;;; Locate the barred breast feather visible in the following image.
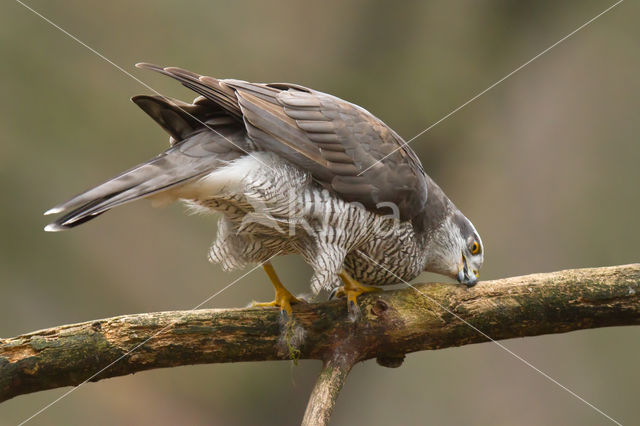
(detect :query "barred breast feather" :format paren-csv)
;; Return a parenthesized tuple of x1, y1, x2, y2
(186, 152, 429, 293)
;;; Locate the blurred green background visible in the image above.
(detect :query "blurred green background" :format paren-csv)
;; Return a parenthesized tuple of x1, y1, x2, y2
(2, 0, 639, 424)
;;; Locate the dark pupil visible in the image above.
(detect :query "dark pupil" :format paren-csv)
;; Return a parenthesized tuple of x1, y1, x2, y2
(472, 243, 478, 252)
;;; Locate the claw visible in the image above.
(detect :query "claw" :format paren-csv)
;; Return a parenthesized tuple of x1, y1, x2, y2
(348, 299, 361, 322)
(280, 309, 289, 322)
(253, 293, 303, 317)
(328, 287, 344, 300)
(337, 270, 381, 319)
(254, 261, 304, 319)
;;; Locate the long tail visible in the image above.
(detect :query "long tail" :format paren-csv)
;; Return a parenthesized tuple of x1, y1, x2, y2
(44, 95, 245, 231)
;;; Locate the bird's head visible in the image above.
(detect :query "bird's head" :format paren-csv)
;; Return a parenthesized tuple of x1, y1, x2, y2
(424, 210, 484, 287)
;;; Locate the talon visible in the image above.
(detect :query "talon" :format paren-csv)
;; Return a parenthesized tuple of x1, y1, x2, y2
(347, 293, 358, 308)
(348, 299, 361, 322)
(329, 287, 345, 300)
(280, 309, 289, 322)
(254, 261, 301, 318)
(338, 270, 381, 319)
(280, 298, 294, 318)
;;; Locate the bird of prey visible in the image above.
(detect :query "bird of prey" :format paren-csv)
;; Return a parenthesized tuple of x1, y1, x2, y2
(45, 63, 484, 318)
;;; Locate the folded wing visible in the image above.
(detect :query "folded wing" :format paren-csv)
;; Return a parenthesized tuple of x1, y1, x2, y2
(139, 64, 429, 222)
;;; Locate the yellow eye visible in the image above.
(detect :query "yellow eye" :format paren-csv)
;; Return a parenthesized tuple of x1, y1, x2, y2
(470, 241, 480, 255)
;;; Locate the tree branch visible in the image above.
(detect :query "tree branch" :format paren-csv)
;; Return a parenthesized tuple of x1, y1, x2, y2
(302, 356, 354, 426)
(2, 264, 639, 421)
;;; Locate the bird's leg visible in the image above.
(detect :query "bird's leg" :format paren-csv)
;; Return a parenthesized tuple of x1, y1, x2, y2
(332, 270, 381, 319)
(252, 261, 305, 318)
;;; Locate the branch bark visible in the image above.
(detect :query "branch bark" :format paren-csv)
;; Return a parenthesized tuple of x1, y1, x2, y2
(2, 264, 639, 422)
(301, 356, 354, 426)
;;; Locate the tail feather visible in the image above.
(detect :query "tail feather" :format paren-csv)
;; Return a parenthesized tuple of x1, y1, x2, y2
(45, 198, 111, 232)
(45, 136, 247, 231)
(44, 149, 212, 231)
(47, 151, 179, 214)
(45, 71, 249, 232)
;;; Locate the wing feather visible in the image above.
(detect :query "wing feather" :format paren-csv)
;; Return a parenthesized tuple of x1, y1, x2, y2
(139, 64, 429, 221)
(228, 82, 428, 220)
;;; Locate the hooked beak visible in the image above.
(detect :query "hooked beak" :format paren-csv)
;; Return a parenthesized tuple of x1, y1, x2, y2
(457, 255, 478, 287)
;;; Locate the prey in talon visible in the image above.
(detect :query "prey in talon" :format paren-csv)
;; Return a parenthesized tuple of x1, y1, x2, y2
(44, 63, 484, 319)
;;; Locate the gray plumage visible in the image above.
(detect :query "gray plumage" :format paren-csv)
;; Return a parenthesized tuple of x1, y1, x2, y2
(45, 63, 484, 293)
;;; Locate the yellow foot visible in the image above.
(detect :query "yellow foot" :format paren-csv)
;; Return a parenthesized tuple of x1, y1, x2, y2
(252, 289, 305, 318)
(331, 271, 382, 320)
(254, 261, 306, 320)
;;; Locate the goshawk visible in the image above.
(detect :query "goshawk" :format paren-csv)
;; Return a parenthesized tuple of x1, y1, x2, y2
(45, 63, 484, 317)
